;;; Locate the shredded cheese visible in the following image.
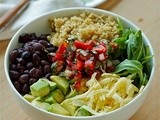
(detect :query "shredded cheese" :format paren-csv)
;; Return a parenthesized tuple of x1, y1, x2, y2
(70, 73, 139, 114)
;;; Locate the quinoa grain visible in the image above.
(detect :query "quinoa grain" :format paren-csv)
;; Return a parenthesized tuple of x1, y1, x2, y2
(49, 12, 119, 46)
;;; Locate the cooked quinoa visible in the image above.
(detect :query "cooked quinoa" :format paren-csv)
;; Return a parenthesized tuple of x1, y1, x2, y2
(49, 12, 120, 46)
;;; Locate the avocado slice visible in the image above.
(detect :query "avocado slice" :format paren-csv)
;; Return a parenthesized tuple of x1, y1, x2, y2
(74, 106, 92, 116)
(52, 89, 64, 103)
(65, 89, 78, 99)
(48, 103, 70, 116)
(40, 78, 57, 90)
(30, 79, 50, 97)
(50, 76, 69, 95)
(23, 94, 35, 102)
(43, 92, 56, 104)
(60, 99, 78, 116)
(31, 97, 50, 110)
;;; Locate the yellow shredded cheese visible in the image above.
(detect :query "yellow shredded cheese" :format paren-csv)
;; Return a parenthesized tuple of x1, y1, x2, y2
(71, 73, 139, 114)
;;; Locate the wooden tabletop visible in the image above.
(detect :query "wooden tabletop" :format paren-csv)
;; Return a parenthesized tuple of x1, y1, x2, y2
(0, 0, 159, 120)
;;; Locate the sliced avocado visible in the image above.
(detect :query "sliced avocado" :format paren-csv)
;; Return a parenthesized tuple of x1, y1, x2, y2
(30, 79, 50, 97)
(40, 78, 57, 90)
(48, 103, 70, 116)
(60, 99, 78, 116)
(52, 89, 64, 103)
(31, 97, 50, 110)
(43, 92, 56, 104)
(50, 76, 69, 95)
(65, 89, 78, 99)
(23, 94, 35, 102)
(74, 106, 92, 116)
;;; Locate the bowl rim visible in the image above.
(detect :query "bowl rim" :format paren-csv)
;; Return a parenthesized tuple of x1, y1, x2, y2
(4, 7, 155, 119)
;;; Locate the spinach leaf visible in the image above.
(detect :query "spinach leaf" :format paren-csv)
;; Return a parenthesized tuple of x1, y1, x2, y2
(140, 73, 148, 87)
(141, 45, 153, 64)
(117, 17, 124, 32)
(114, 17, 153, 88)
(126, 30, 144, 61)
(114, 59, 143, 86)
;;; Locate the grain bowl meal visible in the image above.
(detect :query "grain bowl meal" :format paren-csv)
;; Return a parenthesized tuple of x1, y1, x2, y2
(5, 8, 154, 120)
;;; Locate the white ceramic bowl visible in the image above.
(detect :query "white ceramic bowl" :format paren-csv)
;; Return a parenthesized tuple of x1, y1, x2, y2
(4, 7, 155, 120)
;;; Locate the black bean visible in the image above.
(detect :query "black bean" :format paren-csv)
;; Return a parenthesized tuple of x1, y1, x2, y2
(47, 44, 58, 51)
(17, 48, 24, 57)
(47, 43, 53, 47)
(17, 63, 25, 73)
(45, 73, 51, 80)
(46, 47, 55, 52)
(19, 33, 31, 43)
(41, 60, 49, 66)
(35, 51, 41, 56)
(23, 42, 31, 48)
(37, 66, 42, 77)
(10, 49, 19, 63)
(38, 34, 48, 40)
(22, 84, 30, 94)
(26, 62, 34, 69)
(30, 33, 37, 40)
(32, 40, 39, 43)
(33, 43, 44, 51)
(9, 70, 20, 81)
(24, 70, 29, 74)
(10, 64, 18, 70)
(13, 81, 21, 93)
(29, 67, 40, 78)
(32, 53, 40, 66)
(18, 74, 30, 84)
(39, 40, 48, 47)
(43, 65, 51, 74)
(21, 51, 31, 60)
(17, 58, 25, 65)
(24, 45, 35, 53)
(9, 33, 58, 94)
(29, 78, 37, 85)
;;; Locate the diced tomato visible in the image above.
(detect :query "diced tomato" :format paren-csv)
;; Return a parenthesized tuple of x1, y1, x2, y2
(76, 60, 84, 71)
(74, 71, 82, 81)
(66, 60, 72, 67)
(76, 52, 92, 61)
(55, 60, 65, 73)
(55, 42, 68, 60)
(86, 70, 94, 76)
(84, 60, 95, 70)
(66, 50, 75, 61)
(73, 78, 88, 92)
(74, 40, 93, 50)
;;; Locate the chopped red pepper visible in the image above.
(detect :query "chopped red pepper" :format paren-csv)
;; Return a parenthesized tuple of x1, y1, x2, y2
(84, 60, 95, 70)
(55, 60, 65, 73)
(74, 40, 93, 50)
(76, 60, 84, 71)
(66, 59, 72, 67)
(54, 42, 68, 60)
